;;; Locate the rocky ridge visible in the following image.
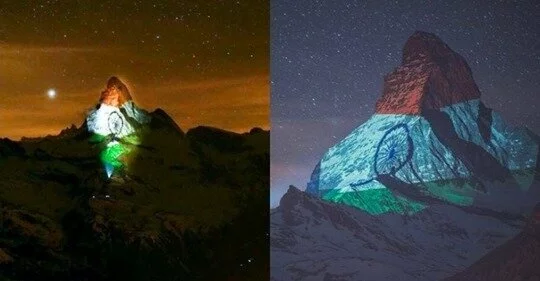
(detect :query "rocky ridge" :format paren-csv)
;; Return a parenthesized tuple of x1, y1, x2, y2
(376, 31, 481, 115)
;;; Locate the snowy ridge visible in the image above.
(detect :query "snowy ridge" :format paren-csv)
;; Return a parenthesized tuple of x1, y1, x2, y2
(271, 186, 523, 281)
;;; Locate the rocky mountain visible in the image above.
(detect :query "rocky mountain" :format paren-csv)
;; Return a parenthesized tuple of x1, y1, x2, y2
(87, 77, 151, 140)
(306, 31, 539, 216)
(446, 204, 540, 281)
(272, 183, 539, 281)
(272, 32, 540, 280)
(0, 77, 269, 281)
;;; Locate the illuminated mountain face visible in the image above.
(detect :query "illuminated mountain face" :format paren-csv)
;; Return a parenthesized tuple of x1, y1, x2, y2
(306, 32, 540, 215)
(86, 77, 151, 178)
(87, 101, 150, 137)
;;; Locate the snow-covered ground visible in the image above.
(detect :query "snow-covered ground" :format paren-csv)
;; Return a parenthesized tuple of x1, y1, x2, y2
(271, 186, 536, 281)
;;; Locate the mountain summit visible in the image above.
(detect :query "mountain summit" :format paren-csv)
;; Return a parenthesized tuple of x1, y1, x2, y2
(99, 76, 133, 107)
(376, 31, 481, 114)
(87, 77, 150, 138)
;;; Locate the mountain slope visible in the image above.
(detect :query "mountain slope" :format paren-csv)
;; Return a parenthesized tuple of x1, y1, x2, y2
(446, 204, 540, 281)
(271, 186, 531, 281)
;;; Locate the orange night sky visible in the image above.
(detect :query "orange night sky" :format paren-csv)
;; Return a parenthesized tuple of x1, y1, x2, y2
(0, 1, 268, 140)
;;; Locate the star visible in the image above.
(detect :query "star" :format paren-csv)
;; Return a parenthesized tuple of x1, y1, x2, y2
(47, 89, 56, 99)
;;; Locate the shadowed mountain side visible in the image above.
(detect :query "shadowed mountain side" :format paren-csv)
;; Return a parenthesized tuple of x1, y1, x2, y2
(445, 204, 540, 281)
(477, 102, 493, 143)
(149, 108, 185, 137)
(525, 129, 540, 182)
(0, 139, 26, 157)
(377, 175, 526, 226)
(0, 111, 269, 281)
(423, 108, 512, 183)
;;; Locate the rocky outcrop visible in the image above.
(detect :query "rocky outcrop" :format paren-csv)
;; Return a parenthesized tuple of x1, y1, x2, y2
(149, 108, 185, 137)
(375, 31, 481, 115)
(271, 185, 525, 281)
(86, 76, 151, 138)
(446, 204, 540, 281)
(0, 248, 13, 264)
(99, 76, 133, 107)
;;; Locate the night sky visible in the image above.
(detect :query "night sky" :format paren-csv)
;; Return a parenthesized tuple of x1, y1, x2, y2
(0, 0, 268, 140)
(271, 0, 540, 207)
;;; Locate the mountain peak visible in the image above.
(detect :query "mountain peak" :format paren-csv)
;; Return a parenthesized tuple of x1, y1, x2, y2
(99, 76, 133, 107)
(376, 31, 481, 115)
(149, 108, 184, 136)
(402, 31, 454, 64)
(86, 77, 150, 137)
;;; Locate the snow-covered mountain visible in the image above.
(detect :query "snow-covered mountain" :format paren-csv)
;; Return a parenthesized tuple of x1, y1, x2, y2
(445, 204, 540, 281)
(272, 186, 537, 280)
(271, 31, 540, 280)
(306, 31, 539, 216)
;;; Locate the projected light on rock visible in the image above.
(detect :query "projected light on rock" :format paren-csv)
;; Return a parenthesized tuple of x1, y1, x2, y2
(308, 32, 539, 216)
(107, 111, 124, 138)
(87, 105, 134, 138)
(101, 141, 128, 167)
(86, 77, 151, 179)
(374, 124, 413, 176)
(348, 124, 413, 188)
(105, 163, 114, 178)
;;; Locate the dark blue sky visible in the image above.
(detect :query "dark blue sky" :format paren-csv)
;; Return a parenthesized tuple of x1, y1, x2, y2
(270, 0, 540, 207)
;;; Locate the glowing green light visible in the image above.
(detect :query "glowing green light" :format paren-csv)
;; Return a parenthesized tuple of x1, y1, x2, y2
(122, 134, 141, 145)
(89, 133, 107, 143)
(100, 141, 129, 169)
(421, 180, 476, 206)
(323, 188, 426, 215)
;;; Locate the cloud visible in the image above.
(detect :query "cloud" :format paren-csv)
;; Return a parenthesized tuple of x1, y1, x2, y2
(132, 74, 269, 132)
(0, 44, 115, 55)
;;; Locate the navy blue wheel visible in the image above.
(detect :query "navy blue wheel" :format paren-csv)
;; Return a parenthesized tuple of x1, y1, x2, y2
(374, 124, 413, 176)
(108, 111, 124, 137)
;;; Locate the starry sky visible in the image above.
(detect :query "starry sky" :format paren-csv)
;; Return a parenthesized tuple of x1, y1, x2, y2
(271, 0, 540, 207)
(0, 0, 268, 140)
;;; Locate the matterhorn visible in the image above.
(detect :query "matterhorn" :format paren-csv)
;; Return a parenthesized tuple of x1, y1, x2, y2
(86, 76, 150, 139)
(307, 31, 539, 215)
(271, 31, 540, 281)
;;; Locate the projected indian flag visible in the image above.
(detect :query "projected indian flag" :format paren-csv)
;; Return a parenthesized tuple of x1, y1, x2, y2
(86, 77, 150, 178)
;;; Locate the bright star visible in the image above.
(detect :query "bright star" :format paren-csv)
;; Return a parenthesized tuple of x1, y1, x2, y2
(47, 89, 56, 99)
